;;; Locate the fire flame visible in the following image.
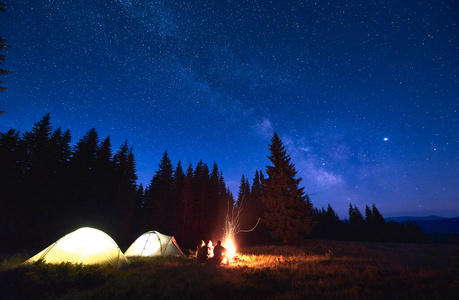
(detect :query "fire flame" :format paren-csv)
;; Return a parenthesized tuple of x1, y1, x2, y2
(223, 235, 236, 258)
(208, 240, 214, 258)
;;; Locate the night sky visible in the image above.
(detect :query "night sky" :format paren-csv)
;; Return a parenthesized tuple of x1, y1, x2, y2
(1, 0, 457, 218)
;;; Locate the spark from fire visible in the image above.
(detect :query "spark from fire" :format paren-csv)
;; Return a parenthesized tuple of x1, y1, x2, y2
(222, 197, 260, 261)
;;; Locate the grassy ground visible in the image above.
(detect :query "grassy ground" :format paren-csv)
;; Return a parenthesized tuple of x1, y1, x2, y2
(1, 240, 458, 299)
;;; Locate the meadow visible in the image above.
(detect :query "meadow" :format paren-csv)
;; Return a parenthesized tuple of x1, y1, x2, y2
(1, 240, 458, 300)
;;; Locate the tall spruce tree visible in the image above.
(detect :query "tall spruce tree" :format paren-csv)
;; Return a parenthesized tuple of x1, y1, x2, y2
(46, 127, 72, 235)
(370, 204, 386, 241)
(209, 162, 226, 239)
(348, 204, 365, 240)
(241, 170, 270, 246)
(236, 175, 250, 208)
(261, 133, 313, 243)
(177, 162, 196, 247)
(324, 204, 341, 239)
(21, 114, 55, 245)
(236, 174, 251, 235)
(68, 128, 100, 227)
(112, 141, 138, 243)
(0, 129, 22, 248)
(145, 151, 174, 234)
(93, 136, 114, 228)
(172, 161, 185, 234)
(193, 160, 212, 239)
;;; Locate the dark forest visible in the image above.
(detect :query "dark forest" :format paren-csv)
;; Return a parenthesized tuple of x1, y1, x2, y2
(0, 114, 425, 251)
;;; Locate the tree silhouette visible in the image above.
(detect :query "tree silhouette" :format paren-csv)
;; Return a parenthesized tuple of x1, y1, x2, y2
(0, 129, 22, 248)
(262, 133, 313, 243)
(172, 161, 185, 235)
(176, 162, 196, 247)
(348, 204, 365, 240)
(235, 174, 251, 243)
(209, 162, 228, 239)
(111, 140, 138, 244)
(68, 128, 100, 229)
(21, 114, 56, 245)
(144, 151, 174, 234)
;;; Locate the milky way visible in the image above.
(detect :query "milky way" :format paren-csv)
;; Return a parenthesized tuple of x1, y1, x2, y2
(1, 0, 457, 217)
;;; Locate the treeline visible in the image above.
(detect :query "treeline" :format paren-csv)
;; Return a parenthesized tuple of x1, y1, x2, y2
(310, 204, 427, 243)
(0, 114, 233, 250)
(1, 115, 427, 251)
(234, 180, 426, 245)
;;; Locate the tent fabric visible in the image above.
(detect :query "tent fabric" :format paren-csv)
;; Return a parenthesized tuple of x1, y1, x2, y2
(26, 227, 129, 268)
(125, 231, 184, 257)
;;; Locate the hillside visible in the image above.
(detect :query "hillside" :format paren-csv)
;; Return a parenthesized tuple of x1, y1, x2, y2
(385, 215, 447, 222)
(386, 216, 459, 234)
(1, 240, 458, 299)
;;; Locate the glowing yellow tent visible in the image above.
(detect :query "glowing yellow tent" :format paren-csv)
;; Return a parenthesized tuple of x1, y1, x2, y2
(125, 231, 184, 257)
(26, 227, 129, 268)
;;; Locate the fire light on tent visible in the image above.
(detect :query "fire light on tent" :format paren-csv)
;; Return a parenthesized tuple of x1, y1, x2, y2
(125, 231, 184, 257)
(26, 227, 129, 268)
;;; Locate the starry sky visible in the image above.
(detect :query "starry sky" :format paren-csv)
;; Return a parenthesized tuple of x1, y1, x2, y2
(1, 0, 458, 218)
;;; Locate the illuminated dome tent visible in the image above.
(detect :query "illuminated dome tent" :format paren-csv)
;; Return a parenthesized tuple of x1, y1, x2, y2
(26, 227, 129, 268)
(125, 231, 184, 257)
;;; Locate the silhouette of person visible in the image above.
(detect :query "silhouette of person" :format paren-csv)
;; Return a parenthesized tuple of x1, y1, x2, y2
(212, 240, 228, 265)
(196, 240, 205, 259)
(197, 241, 209, 263)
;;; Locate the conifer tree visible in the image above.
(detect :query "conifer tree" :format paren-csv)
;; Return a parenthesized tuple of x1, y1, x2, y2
(93, 136, 114, 223)
(365, 205, 373, 225)
(364, 205, 374, 240)
(371, 204, 385, 225)
(0, 129, 22, 248)
(112, 140, 138, 243)
(371, 204, 386, 241)
(172, 161, 185, 234)
(236, 174, 251, 234)
(194, 160, 211, 239)
(324, 204, 340, 239)
(145, 151, 174, 233)
(68, 128, 100, 227)
(349, 204, 365, 240)
(71, 128, 99, 171)
(173, 161, 185, 203)
(261, 133, 313, 243)
(131, 183, 145, 235)
(22, 113, 52, 173)
(21, 114, 55, 245)
(177, 163, 196, 247)
(236, 175, 250, 208)
(242, 170, 270, 245)
(209, 162, 226, 238)
(46, 127, 72, 235)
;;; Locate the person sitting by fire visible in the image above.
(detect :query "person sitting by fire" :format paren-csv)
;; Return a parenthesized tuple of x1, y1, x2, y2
(212, 240, 229, 266)
(197, 240, 209, 263)
(196, 240, 205, 259)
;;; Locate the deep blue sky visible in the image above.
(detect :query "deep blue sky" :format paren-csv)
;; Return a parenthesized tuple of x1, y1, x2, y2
(1, 0, 457, 218)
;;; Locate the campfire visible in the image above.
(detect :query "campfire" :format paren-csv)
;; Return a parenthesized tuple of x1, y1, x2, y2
(221, 197, 260, 264)
(221, 233, 236, 264)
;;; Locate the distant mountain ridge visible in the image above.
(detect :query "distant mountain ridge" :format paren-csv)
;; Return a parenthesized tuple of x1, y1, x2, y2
(385, 215, 448, 222)
(386, 216, 459, 234)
